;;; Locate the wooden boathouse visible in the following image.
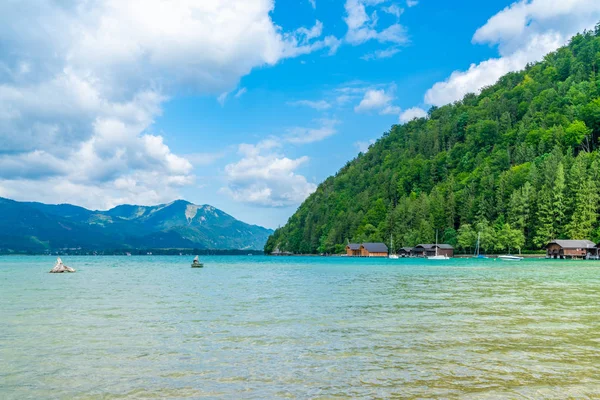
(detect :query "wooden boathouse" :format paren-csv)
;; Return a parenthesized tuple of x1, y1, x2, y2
(545, 240, 597, 259)
(346, 243, 389, 257)
(398, 247, 413, 257)
(412, 244, 454, 258)
(346, 243, 361, 257)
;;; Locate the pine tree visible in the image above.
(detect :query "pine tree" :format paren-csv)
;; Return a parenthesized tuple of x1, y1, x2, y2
(508, 182, 532, 232)
(534, 185, 555, 247)
(566, 177, 598, 239)
(552, 162, 567, 235)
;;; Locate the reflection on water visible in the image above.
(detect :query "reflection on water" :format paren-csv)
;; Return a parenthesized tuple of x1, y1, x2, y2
(2, 256, 600, 399)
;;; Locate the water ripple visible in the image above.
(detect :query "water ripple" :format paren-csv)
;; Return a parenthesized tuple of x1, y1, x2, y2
(2, 256, 600, 398)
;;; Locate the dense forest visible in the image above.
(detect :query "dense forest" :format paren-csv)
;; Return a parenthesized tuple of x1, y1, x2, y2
(265, 24, 600, 255)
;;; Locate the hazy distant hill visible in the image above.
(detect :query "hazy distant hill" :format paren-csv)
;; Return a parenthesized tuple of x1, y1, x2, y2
(0, 197, 272, 252)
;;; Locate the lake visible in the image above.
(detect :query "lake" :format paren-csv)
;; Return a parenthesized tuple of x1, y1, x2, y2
(2, 256, 600, 399)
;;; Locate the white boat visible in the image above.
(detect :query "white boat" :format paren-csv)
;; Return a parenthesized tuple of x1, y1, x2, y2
(388, 234, 399, 259)
(191, 255, 204, 268)
(428, 231, 449, 260)
(498, 255, 523, 261)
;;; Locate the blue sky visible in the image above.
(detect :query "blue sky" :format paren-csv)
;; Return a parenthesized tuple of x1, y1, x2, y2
(1, 0, 600, 229)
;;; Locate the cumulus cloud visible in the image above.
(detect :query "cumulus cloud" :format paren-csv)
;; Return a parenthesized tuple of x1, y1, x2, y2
(222, 118, 338, 207)
(406, 0, 418, 7)
(344, 0, 409, 45)
(222, 140, 316, 207)
(354, 88, 400, 114)
(0, 0, 338, 209)
(399, 107, 427, 123)
(424, 0, 600, 106)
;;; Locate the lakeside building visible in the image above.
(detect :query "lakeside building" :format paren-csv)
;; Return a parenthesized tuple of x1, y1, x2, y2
(412, 244, 454, 258)
(545, 240, 597, 259)
(346, 243, 389, 257)
(398, 247, 413, 257)
(346, 243, 361, 257)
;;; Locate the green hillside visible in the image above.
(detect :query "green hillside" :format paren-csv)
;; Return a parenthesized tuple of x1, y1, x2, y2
(266, 25, 600, 255)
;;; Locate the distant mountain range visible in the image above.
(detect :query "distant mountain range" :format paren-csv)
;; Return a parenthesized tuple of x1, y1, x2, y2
(0, 197, 273, 252)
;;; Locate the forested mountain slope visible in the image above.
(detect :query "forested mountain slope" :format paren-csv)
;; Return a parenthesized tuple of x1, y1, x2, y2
(266, 25, 600, 254)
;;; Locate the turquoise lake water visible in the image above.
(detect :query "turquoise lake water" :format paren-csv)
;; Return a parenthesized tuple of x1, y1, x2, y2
(2, 255, 600, 399)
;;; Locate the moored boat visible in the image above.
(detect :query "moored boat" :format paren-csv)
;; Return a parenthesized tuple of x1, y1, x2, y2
(388, 234, 399, 259)
(427, 231, 449, 260)
(473, 232, 489, 259)
(191, 255, 204, 268)
(498, 255, 523, 261)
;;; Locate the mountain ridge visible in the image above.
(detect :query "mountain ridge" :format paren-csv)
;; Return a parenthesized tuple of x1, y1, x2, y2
(0, 197, 272, 252)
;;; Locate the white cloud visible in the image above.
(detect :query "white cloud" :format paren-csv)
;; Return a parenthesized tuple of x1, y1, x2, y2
(285, 119, 339, 144)
(288, 99, 332, 110)
(309, 0, 317, 9)
(219, 87, 248, 105)
(406, 0, 418, 7)
(222, 118, 338, 207)
(217, 92, 229, 106)
(184, 151, 227, 167)
(222, 140, 316, 207)
(361, 47, 401, 60)
(355, 88, 398, 113)
(382, 4, 404, 19)
(234, 88, 247, 99)
(399, 107, 427, 123)
(295, 20, 324, 43)
(424, 0, 600, 106)
(380, 105, 401, 115)
(355, 139, 375, 153)
(336, 95, 353, 104)
(0, 0, 339, 209)
(344, 0, 408, 45)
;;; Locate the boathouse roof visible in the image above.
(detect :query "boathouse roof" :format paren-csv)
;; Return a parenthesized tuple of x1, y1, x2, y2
(361, 243, 388, 253)
(346, 243, 361, 250)
(546, 240, 596, 249)
(414, 244, 454, 250)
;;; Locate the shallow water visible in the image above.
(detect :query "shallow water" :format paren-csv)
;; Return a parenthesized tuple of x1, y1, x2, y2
(2, 256, 600, 399)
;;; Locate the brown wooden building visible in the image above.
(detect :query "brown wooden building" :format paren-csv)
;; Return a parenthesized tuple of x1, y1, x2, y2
(346, 243, 361, 256)
(361, 243, 388, 257)
(346, 242, 388, 257)
(546, 240, 597, 259)
(412, 244, 454, 258)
